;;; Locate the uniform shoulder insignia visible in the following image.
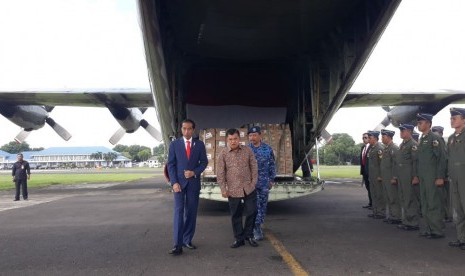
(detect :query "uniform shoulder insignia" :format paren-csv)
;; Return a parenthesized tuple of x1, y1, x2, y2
(432, 140, 439, 147)
(412, 145, 417, 151)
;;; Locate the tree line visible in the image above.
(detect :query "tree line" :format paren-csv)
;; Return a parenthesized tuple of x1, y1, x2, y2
(312, 133, 362, 165)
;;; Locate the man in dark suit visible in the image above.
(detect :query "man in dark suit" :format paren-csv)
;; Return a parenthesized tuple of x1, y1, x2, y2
(167, 119, 208, 256)
(360, 133, 372, 209)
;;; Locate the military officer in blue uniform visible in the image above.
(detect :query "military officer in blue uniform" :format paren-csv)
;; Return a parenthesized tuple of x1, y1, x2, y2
(447, 108, 465, 250)
(380, 129, 401, 224)
(248, 126, 276, 241)
(416, 113, 447, 239)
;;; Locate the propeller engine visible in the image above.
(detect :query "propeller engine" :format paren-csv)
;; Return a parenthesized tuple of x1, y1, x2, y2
(0, 104, 72, 143)
(107, 106, 162, 145)
(373, 106, 422, 131)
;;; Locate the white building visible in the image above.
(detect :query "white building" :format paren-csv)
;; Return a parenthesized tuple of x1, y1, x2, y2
(0, 146, 131, 169)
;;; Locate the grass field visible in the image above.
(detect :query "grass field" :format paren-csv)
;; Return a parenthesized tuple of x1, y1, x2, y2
(297, 165, 360, 179)
(0, 168, 161, 191)
(0, 165, 360, 191)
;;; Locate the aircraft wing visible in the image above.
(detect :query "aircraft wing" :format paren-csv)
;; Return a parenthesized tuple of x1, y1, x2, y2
(0, 88, 153, 107)
(342, 91, 465, 107)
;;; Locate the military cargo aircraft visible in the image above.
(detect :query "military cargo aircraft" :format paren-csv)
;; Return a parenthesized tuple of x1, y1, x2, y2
(6, 0, 461, 201)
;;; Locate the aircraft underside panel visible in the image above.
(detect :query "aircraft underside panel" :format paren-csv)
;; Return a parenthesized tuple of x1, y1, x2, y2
(138, 0, 402, 173)
(186, 104, 286, 131)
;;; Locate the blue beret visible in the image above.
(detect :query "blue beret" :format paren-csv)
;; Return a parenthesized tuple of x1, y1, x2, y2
(399, 124, 414, 131)
(248, 126, 261, 134)
(367, 130, 380, 138)
(381, 129, 395, 137)
(450, 107, 465, 117)
(416, 113, 433, 122)
(432, 126, 444, 133)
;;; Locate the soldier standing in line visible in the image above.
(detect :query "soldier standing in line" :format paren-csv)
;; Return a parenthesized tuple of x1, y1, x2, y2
(366, 131, 386, 219)
(380, 129, 401, 224)
(447, 108, 465, 250)
(394, 124, 420, 231)
(416, 113, 447, 239)
(248, 126, 276, 241)
(432, 125, 453, 223)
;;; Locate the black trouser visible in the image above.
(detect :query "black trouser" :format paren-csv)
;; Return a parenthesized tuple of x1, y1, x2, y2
(228, 190, 257, 241)
(15, 179, 28, 200)
(363, 173, 372, 205)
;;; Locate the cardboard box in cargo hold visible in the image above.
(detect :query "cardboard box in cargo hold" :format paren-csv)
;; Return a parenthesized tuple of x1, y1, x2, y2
(215, 129, 227, 141)
(201, 124, 293, 176)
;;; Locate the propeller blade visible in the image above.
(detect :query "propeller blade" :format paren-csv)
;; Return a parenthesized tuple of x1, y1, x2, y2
(374, 115, 391, 131)
(109, 127, 126, 145)
(14, 130, 31, 143)
(45, 117, 72, 141)
(381, 106, 391, 112)
(140, 119, 162, 141)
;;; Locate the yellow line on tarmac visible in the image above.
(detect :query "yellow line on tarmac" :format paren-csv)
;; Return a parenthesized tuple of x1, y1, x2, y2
(265, 230, 309, 276)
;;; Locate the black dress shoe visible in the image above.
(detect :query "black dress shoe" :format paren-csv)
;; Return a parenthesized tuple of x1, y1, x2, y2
(426, 233, 445, 239)
(230, 240, 245, 248)
(246, 238, 258, 247)
(183, 243, 197, 249)
(168, 246, 183, 255)
(389, 219, 402, 225)
(367, 214, 374, 218)
(402, 225, 419, 231)
(362, 205, 371, 209)
(448, 240, 464, 247)
(13, 199, 19, 201)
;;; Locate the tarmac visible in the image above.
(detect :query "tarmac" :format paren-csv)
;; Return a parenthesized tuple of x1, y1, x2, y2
(0, 176, 464, 275)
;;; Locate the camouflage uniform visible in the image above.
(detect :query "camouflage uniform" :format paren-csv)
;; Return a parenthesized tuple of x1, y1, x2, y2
(381, 141, 401, 222)
(394, 137, 420, 228)
(368, 141, 386, 218)
(416, 130, 447, 237)
(249, 142, 276, 240)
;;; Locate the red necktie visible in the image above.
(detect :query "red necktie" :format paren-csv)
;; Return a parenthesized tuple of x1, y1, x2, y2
(362, 146, 367, 166)
(186, 141, 191, 159)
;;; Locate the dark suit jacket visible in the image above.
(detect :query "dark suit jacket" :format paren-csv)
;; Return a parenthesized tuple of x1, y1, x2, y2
(360, 145, 369, 176)
(167, 138, 208, 189)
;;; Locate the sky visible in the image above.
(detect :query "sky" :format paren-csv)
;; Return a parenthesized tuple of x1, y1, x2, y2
(1, 0, 465, 149)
